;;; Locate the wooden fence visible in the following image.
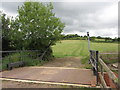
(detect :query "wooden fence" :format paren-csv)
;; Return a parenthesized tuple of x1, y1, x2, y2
(1, 49, 49, 70)
(89, 50, 118, 88)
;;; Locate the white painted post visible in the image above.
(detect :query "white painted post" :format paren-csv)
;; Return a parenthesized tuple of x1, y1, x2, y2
(87, 32, 90, 51)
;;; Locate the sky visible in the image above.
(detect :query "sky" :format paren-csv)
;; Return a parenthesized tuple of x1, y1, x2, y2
(0, 0, 118, 38)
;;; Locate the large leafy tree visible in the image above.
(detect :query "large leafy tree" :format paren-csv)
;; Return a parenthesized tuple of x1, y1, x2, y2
(10, 2, 65, 50)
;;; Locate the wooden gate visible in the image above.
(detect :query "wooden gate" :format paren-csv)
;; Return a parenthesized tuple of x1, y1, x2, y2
(89, 50, 118, 88)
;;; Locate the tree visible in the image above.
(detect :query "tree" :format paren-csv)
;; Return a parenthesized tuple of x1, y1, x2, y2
(97, 36, 102, 39)
(9, 2, 65, 60)
(1, 13, 13, 51)
(10, 2, 65, 50)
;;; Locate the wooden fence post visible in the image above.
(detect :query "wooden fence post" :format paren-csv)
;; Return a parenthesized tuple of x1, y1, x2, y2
(96, 51, 99, 85)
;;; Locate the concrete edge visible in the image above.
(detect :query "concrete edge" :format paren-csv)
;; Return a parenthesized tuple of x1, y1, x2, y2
(0, 77, 92, 88)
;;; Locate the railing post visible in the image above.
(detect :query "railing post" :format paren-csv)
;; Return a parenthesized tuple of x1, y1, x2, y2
(89, 50, 92, 64)
(87, 32, 91, 51)
(96, 51, 99, 85)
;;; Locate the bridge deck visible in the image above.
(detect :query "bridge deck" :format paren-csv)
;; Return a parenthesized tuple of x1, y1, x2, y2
(1, 67, 96, 86)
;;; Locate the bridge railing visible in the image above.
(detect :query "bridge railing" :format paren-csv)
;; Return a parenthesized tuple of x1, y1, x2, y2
(89, 50, 118, 88)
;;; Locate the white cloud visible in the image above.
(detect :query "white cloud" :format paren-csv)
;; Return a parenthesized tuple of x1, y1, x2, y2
(1, 1, 118, 38)
(97, 3, 118, 23)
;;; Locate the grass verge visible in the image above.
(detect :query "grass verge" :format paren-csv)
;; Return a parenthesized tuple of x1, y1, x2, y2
(2, 52, 50, 70)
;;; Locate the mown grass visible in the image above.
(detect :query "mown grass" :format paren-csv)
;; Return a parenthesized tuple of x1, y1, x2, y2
(52, 40, 118, 57)
(91, 42, 118, 53)
(52, 40, 118, 65)
(52, 40, 89, 58)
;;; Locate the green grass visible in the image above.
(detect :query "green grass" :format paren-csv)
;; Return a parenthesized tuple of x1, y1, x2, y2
(100, 54, 118, 64)
(52, 40, 118, 57)
(2, 40, 118, 70)
(91, 42, 118, 53)
(2, 52, 48, 70)
(52, 40, 89, 58)
(52, 40, 118, 64)
(95, 39, 105, 41)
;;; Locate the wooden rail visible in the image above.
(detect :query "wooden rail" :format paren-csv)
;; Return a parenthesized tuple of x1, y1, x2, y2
(89, 50, 118, 88)
(2, 50, 49, 70)
(98, 58, 118, 88)
(89, 50, 99, 85)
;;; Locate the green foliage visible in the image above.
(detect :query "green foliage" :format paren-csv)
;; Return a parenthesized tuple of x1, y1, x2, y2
(1, 13, 14, 51)
(10, 2, 65, 50)
(61, 34, 119, 43)
(2, 2, 65, 65)
(62, 34, 87, 40)
(2, 52, 48, 70)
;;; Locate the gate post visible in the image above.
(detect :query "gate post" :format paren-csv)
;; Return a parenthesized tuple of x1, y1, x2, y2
(96, 51, 99, 85)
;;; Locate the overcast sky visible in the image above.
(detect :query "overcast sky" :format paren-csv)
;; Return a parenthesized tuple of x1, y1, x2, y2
(0, 1, 118, 38)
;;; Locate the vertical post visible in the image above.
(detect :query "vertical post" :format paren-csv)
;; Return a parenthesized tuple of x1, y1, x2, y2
(90, 50, 92, 60)
(96, 51, 99, 85)
(87, 32, 91, 65)
(87, 32, 90, 51)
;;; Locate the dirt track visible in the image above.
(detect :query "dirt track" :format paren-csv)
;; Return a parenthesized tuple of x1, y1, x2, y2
(43, 57, 85, 68)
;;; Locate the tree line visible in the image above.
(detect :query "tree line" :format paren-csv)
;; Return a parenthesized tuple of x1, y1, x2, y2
(61, 34, 120, 43)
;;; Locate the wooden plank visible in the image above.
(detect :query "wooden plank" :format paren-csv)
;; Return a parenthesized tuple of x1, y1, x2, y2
(90, 59, 97, 70)
(99, 58, 118, 84)
(91, 55, 97, 62)
(99, 73, 108, 88)
(0, 78, 92, 88)
(100, 53, 118, 55)
(99, 84, 103, 88)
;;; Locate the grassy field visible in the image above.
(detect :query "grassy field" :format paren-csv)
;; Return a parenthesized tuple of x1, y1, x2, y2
(2, 40, 118, 70)
(52, 40, 88, 58)
(52, 40, 118, 57)
(52, 40, 118, 64)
